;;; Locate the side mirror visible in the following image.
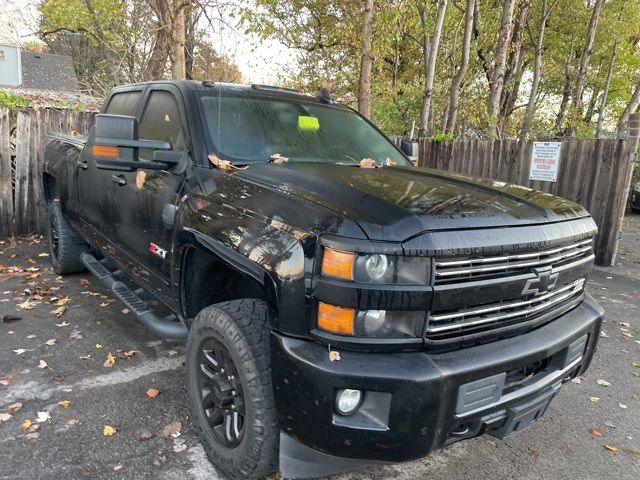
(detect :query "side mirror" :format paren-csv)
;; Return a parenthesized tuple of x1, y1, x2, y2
(93, 114, 175, 171)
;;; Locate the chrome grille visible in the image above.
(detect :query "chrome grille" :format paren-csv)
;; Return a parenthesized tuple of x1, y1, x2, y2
(427, 278, 585, 339)
(434, 239, 593, 284)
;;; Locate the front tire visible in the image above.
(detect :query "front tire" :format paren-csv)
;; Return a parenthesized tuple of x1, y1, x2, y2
(186, 299, 279, 480)
(47, 201, 88, 274)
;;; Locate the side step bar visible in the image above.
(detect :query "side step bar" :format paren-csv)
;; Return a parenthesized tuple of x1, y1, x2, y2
(80, 252, 188, 340)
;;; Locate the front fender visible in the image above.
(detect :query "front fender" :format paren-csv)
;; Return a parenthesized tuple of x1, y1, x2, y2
(174, 198, 313, 337)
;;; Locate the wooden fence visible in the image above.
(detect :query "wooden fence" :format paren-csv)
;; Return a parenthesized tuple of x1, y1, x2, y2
(0, 107, 637, 266)
(0, 108, 94, 237)
(409, 114, 640, 266)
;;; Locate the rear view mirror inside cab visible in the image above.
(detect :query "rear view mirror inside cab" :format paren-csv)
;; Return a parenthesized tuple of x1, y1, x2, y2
(298, 115, 319, 132)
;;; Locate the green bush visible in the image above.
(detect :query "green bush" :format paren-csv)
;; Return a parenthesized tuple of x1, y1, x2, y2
(0, 91, 29, 110)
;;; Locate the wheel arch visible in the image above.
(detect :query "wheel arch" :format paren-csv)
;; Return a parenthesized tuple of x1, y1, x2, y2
(177, 230, 280, 324)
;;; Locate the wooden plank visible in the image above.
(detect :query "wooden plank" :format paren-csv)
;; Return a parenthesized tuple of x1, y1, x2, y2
(0, 108, 13, 236)
(14, 111, 31, 234)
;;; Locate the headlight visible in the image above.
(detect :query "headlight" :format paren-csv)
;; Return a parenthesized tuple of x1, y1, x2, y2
(321, 248, 430, 284)
(317, 302, 425, 338)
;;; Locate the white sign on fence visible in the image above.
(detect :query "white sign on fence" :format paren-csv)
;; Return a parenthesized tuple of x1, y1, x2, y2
(529, 142, 561, 182)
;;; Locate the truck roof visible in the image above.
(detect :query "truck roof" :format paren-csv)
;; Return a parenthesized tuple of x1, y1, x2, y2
(111, 80, 331, 105)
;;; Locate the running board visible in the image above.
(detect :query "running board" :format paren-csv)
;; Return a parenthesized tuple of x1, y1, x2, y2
(80, 252, 188, 340)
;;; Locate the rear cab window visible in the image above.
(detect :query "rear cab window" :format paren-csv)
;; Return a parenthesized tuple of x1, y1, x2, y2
(104, 91, 141, 116)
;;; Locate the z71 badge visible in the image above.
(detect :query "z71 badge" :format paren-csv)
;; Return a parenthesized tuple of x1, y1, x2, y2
(149, 242, 167, 259)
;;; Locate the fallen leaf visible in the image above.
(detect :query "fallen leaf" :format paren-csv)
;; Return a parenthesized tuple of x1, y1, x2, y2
(38, 252, 49, 257)
(1, 314, 22, 323)
(55, 297, 70, 306)
(58, 400, 71, 409)
(161, 421, 182, 437)
(95, 343, 103, 349)
(560, 446, 574, 455)
(139, 432, 156, 441)
(56, 321, 70, 327)
(622, 332, 634, 339)
(604, 444, 619, 452)
(38, 359, 48, 369)
(80, 354, 92, 360)
(24, 432, 39, 439)
(80, 278, 90, 286)
(623, 449, 640, 458)
(103, 425, 118, 436)
(571, 376, 584, 384)
(603, 421, 617, 428)
(21, 419, 32, 430)
(54, 306, 66, 317)
(329, 350, 341, 362)
(0, 412, 11, 422)
(117, 349, 140, 359)
(17, 299, 37, 310)
(26, 334, 36, 339)
(99, 302, 109, 307)
(113, 465, 123, 472)
(65, 419, 79, 429)
(589, 396, 601, 403)
(45, 339, 56, 346)
(620, 322, 630, 328)
(13, 349, 26, 355)
(6, 403, 22, 413)
(589, 428, 604, 436)
(632, 361, 640, 368)
(36, 411, 51, 423)
(103, 352, 116, 368)
(596, 379, 612, 387)
(619, 403, 628, 409)
(530, 449, 542, 458)
(173, 438, 187, 452)
(600, 330, 609, 338)
(146, 388, 160, 398)
(27, 258, 36, 264)
(153, 455, 166, 466)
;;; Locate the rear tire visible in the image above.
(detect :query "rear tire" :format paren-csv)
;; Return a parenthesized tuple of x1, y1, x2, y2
(47, 201, 88, 274)
(186, 299, 279, 480)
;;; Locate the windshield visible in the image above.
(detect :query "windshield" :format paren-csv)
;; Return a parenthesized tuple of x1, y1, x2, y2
(197, 91, 410, 166)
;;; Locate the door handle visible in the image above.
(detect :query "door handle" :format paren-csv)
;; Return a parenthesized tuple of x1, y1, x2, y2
(111, 174, 127, 186)
(77, 161, 88, 170)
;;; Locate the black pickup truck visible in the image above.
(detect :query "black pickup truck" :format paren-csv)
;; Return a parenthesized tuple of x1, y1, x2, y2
(42, 81, 603, 479)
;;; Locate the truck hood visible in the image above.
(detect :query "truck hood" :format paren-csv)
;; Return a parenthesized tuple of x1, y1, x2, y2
(238, 163, 590, 242)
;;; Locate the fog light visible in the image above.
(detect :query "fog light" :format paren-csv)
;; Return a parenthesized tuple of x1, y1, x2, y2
(336, 389, 362, 415)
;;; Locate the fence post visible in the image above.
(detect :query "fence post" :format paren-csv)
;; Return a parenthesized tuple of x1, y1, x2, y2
(609, 113, 640, 266)
(0, 108, 13, 237)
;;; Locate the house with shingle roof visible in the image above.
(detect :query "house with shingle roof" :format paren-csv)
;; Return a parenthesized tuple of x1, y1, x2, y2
(0, 44, 77, 92)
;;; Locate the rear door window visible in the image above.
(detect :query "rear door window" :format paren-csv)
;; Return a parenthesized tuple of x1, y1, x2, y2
(104, 91, 141, 116)
(137, 91, 186, 159)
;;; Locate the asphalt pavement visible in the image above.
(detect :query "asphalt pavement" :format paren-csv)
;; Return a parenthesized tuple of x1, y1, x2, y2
(1, 215, 639, 480)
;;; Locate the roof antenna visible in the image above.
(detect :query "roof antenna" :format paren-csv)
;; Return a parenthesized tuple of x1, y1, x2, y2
(317, 80, 332, 103)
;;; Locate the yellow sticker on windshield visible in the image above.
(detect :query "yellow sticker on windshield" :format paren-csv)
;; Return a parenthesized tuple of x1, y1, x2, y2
(298, 115, 319, 132)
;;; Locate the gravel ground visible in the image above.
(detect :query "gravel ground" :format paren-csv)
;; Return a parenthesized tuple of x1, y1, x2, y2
(1, 215, 639, 480)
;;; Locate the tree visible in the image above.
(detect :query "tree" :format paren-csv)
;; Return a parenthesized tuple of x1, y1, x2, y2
(486, 0, 515, 136)
(190, 40, 242, 82)
(571, 0, 604, 118)
(417, 0, 448, 137)
(520, 0, 558, 139)
(445, 0, 474, 134)
(358, 0, 375, 117)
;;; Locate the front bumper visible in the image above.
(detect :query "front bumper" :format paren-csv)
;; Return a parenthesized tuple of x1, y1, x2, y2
(271, 294, 603, 470)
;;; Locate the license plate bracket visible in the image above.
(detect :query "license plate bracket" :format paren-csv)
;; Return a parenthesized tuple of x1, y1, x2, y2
(488, 387, 557, 439)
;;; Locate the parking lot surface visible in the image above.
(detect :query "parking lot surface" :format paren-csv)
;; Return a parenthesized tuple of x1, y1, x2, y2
(1, 215, 639, 479)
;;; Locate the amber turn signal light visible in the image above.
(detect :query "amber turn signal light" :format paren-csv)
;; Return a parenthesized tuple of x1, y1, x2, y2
(92, 144, 119, 157)
(321, 248, 355, 280)
(317, 302, 355, 335)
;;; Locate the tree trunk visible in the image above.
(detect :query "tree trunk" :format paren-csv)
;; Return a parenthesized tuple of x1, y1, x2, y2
(520, 0, 556, 139)
(595, 42, 616, 138)
(487, 0, 515, 136)
(170, 1, 186, 80)
(499, 0, 530, 122)
(571, 0, 604, 115)
(446, 0, 475, 134)
(617, 83, 640, 138)
(418, 0, 448, 138)
(582, 56, 604, 124)
(358, 0, 375, 118)
(554, 27, 577, 132)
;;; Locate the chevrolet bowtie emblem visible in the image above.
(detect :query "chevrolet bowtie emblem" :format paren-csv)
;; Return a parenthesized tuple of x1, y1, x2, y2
(522, 267, 559, 296)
